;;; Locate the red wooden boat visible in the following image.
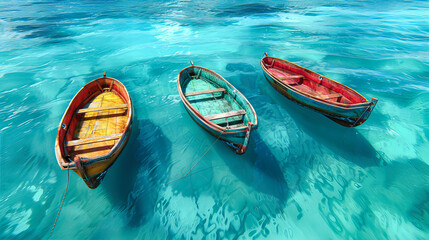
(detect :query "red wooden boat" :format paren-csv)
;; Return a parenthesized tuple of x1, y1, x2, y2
(55, 73, 133, 189)
(261, 53, 378, 127)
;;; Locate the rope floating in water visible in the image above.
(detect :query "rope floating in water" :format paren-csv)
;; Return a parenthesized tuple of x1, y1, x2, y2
(48, 167, 70, 239)
(168, 133, 223, 185)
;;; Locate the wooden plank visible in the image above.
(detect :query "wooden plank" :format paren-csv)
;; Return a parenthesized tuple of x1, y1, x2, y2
(294, 84, 316, 95)
(320, 93, 342, 100)
(205, 110, 246, 121)
(67, 133, 123, 147)
(95, 81, 104, 92)
(76, 104, 128, 114)
(108, 81, 114, 91)
(185, 88, 226, 97)
(268, 68, 303, 80)
(281, 79, 301, 85)
(227, 123, 246, 129)
(279, 74, 303, 79)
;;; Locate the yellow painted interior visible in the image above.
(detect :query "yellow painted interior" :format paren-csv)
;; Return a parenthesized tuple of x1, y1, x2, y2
(70, 92, 127, 159)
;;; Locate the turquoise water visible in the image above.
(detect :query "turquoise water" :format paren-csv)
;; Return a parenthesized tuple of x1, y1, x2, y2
(1, 0, 428, 239)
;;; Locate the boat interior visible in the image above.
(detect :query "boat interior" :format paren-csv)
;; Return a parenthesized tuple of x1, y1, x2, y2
(64, 79, 129, 160)
(181, 68, 251, 129)
(262, 58, 366, 104)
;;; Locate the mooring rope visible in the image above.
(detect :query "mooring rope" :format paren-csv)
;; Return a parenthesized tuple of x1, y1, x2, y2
(48, 167, 70, 239)
(168, 133, 223, 185)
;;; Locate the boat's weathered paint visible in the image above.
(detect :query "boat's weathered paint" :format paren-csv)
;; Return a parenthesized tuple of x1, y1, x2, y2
(177, 65, 258, 154)
(55, 73, 133, 189)
(261, 54, 377, 127)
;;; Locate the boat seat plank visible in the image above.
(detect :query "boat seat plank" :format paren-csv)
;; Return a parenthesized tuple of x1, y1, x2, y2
(185, 88, 226, 97)
(281, 75, 304, 79)
(205, 110, 246, 121)
(281, 78, 302, 85)
(320, 93, 342, 100)
(294, 84, 316, 95)
(268, 68, 303, 80)
(67, 133, 123, 147)
(76, 104, 128, 114)
(226, 123, 246, 129)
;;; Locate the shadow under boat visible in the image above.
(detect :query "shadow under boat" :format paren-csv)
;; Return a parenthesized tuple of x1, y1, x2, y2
(260, 75, 384, 168)
(206, 129, 290, 204)
(102, 119, 172, 226)
(168, 113, 290, 206)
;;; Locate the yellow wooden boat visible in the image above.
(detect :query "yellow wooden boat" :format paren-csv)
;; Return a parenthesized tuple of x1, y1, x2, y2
(55, 73, 133, 189)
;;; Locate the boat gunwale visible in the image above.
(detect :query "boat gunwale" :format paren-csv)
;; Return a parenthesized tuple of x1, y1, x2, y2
(55, 75, 133, 170)
(177, 65, 258, 134)
(260, 56, 374, 110)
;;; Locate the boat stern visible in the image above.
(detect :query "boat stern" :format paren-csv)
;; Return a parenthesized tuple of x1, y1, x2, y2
(233, 123, 254, 155)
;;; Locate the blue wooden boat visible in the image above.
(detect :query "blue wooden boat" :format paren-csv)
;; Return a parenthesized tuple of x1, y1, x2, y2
(261, 53, 378, 127)
(177, 62, 258, 154)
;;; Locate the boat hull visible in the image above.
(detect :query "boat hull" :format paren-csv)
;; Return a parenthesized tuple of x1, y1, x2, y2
(177, 65, 257, 154)
(261, 57, 377, 127)
(55, 74, 133, 189)
(72, 127, 131, 189)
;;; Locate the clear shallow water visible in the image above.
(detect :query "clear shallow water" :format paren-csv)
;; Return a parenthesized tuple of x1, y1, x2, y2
(1, 0, 428, 239)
